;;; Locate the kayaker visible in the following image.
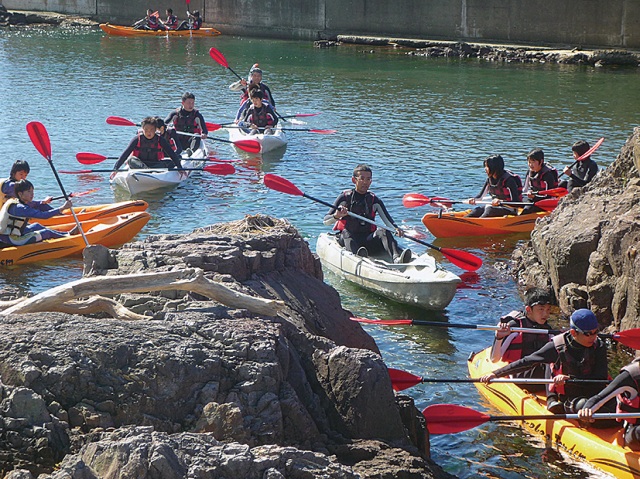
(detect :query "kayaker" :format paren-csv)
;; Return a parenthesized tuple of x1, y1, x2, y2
(0, 180, 74, 245)
(238, 89, 278, 135)
(112, 117, 184, 174)
(465, 154, 523, 218)
(579, 358, 640, 447)
(165, 92, 209, 151)
(176, 10, 202, 31)
(133, 9, 163, 31)
(323, 164, 412, 263)
(155, 117, 182, 155)
(230, 64, 276, 108)
(559, 140, 599, 192)
(1, 160, 55, 208)
(480, 309, 610, 415)
(489, 287, 554, 392)
(164, 9, 179, 30)
(520, 148, 559, 215)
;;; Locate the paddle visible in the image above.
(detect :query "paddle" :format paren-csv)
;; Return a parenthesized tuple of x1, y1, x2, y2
(262, 173, 482, 271)
(350, 316, 640, 349)
(212, 124, 336, 134)
(26, 121, 90, 246)
(76, 152, 243, 166)
(51, 188, 100, 201)
(59, 163, 236, 175)
(560, 137, 605, 178)
(402, 193, 558, 211)
(388, 367, 609, 392)
(422, 404, 640, 435)
(536, 187, 568, 197)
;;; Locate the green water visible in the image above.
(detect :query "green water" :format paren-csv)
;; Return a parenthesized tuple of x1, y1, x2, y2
(1, 26, 639, 478)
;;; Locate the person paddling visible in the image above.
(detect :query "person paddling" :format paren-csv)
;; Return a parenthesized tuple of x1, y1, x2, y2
(481, 309, 611, 417)
(230, 64, 276, 108)
(155, 117, 182, 155)
(112, 117, 184, 175)
(164, 92, 209, 152)
(133, 9, 163, 31)
(163, 8, 179, 30)
(176, 10, 202, 31)
(520, 148, 559, 215)
(489, 287, 554, 392)
(324, 164, 412, 263)
(466, 154, 523, 218)
(0, 180, 74, 246)
(238, 89, 278, 135)
(559, 140, 599, 192)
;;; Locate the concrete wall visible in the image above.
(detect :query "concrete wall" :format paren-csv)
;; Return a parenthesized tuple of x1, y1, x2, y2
(4, 0, 640, 48)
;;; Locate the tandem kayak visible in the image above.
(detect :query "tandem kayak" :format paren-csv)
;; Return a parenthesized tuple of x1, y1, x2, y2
(316, 233, 460, 310)
(36, 200, 149, 227)
(100, 24, 221, 37)
(422, 209, 550, 238)
(110, 145, 208, 195)
(227, 126, 287, 154)
(468, 347, 640, 479)
(0, 211, 151, 267)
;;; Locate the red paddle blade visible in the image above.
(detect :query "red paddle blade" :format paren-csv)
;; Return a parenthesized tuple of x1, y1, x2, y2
(534, 198, 559, 211)
(106, 116, 137, 127)
(263, 174, 304, 196)
(205, 122, 223, 132)
(612, 329, 640, 349)
(309, 129, 336, 134)
(422, 404, 490, 434)
(350, 316, 413, 325)
(402, 193, 431, 208)
(388, 368, 422, 391)
(233, 140, 262, 154)
(538, 187, 568, 197)
(26, 121, 52, 160)
(70, 187, 100, 197)
(76, 152, 108, 164)
(439, 248, 482, 271)
(203, 163, 236, 175)
(209, 47, 229, 68)
(576, 137, 605, 161)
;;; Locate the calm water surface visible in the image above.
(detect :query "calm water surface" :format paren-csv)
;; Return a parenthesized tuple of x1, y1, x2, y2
(1, 26, 639, 478)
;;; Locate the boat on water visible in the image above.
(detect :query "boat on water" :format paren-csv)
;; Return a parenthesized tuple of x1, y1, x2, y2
(227, 125, 287, 154)
(110, 145, 208, 195)
(316, 233, 460, 310)
(36, 200, 149, 227)
(468, 347, 640, 479)
(0, 211, 151, 267)
(100, 24, 221, 37)
(422, 209, 550, 238)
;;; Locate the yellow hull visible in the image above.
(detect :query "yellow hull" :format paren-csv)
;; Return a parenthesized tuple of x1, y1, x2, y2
(36, 200, 148, 227)
(468, 347, 640, 479)
(100, 23, 221, 37)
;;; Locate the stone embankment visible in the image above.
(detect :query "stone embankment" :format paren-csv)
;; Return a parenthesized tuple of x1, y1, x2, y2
(0, 6, 97, 27)
(513, 129, 640, 331)
(0, 216, 452, 479)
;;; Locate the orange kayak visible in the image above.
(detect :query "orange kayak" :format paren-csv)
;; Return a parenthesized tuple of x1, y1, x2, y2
(100, 24, 221, 37)
(0, 212, 150, 267)
(36, 200, 148, 227)
(422, 209, 550, 238)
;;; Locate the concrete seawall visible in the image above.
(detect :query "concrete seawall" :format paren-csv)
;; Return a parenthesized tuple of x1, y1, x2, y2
(4, 0, 640, 48)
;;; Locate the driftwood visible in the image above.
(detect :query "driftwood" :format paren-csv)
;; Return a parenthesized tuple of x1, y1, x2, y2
(0, 268, 284, 318)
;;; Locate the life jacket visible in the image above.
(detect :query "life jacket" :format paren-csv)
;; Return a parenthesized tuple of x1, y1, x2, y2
(549, 333, 597, 395)
(173, 108, 201, 135)
(0, 198, 28, 236)
(240, 84, 273, 105)
(165, 15, 178, 29)
(530, 164, 559, 192)
(163, 130, 178, 152)
(500, 311, 552, 363)
(488, 170, 523, 201)
(133, 134, 164, 162)
(617, 360, 640, 424)
(244, 105, 274, 128)
(333, 190, 377, 234)
(148, 15, 160, 30)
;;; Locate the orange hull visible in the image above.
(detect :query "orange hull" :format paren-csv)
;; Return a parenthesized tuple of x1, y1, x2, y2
(422, 209, 549, 238)
(36, 201, 148, 227)
(100, 24, 221, 37)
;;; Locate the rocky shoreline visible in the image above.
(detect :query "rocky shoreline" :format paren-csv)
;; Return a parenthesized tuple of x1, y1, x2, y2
(0, 216, 452, 479)
(0, 6, 98, 28)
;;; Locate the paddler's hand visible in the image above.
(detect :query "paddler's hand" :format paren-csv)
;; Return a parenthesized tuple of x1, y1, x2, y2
(577, 407, 595, 423)
(495, 322, 512, 339)
(527, 191, 535, 199)
(491, 198, 502, 206)
(61, 199, 72, 211)
(553, 374, 570, 385)
(110, 171, 118, 180)
(480, 373, 496, 384)
(395, 227, 404, 237)
(42, 196, 53, 204)
(334, 206, 348, 220)
(468, 198, 476, 205)
(201, 132, 208, 139)
(563, 166, 572, 176)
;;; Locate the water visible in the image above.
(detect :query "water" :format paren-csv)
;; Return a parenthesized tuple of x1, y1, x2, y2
(1, 26, 639, 477)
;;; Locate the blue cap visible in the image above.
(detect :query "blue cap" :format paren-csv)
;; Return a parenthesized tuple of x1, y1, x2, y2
(570, 309, 599, 332)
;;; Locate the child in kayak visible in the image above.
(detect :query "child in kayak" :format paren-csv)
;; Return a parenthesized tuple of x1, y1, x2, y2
(466, 154, 523, 218)
(0, 180, 73, 245)
(230, 64, 276, 108)
(1, 160, 54, 208)
(165, 92, 209, 151)
(489, 287, 554, 392)
(238, 90, 278, 135)
(520, 148, 559, 215)
(559, 140, 599, 192)
(323, 164, 412, 263)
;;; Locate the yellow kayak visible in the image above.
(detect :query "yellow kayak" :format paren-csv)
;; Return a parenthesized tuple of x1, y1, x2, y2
(468, 347, 640, 479)
(100, 23, 221, 37)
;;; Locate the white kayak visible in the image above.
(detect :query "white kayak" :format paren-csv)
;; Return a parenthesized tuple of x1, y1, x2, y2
(110, 144, 208, 195)
(316, 233, 461, 310)
(227, 125, 287, 153)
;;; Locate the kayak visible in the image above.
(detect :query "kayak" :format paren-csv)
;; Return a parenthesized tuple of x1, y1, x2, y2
(422, 209, 550, 238)
(36, 200, 149, 227)
(110, 145, 208, 195)
(316, 233, 460, 310)
(227, 125, 287, 153)
(468, 347, 640, 479)
(0, 212, 151, 267)
(100, 24, 221, 37)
